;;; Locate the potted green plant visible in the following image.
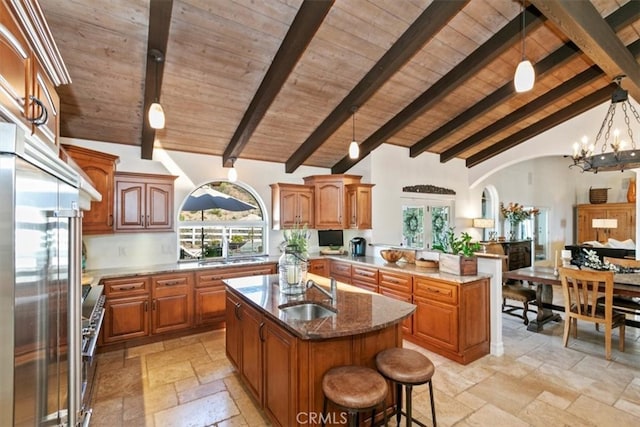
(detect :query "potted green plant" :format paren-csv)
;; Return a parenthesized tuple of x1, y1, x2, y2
(434, 227, 482, 276)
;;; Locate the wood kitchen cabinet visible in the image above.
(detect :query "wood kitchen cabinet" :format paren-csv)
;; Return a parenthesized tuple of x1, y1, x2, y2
(114, 172, 177, 232)
(308, 258, 328, 277)
(346, 183, 374, 229)
(411, 276, 489, 364)
(195, 264, 276, 327)
(576, 203, 635, 243)
(378, 269, 412, 334)
(102, 275, 151, 343)
(62, 145, 119, 235)
(351, 264, 378, 293)
(225, 292, 242, 369)
(0, 1, 69, 150)
(151, 272, 193, 334)
(270, 183, 314, 229)
(303, 174, 362, 230)
(329, 260, 352, 284)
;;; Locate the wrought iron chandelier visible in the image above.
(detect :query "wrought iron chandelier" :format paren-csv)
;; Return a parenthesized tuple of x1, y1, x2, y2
(570, 76, 640, 173)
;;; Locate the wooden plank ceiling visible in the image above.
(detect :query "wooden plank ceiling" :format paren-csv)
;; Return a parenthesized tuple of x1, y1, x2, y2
(40, 0, 640, 172)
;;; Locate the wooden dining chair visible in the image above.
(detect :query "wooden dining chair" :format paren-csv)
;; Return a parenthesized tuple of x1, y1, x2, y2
(559, 267, 625, 360)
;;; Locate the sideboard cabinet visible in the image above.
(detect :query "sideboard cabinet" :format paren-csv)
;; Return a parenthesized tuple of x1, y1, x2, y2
(575, 203, 635, 243)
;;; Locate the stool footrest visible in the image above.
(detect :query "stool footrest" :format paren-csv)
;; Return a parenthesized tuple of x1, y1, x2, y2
(391, 410, 429, 427)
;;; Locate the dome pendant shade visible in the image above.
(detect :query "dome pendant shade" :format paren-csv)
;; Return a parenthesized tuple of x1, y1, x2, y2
(514, 59, 535, 93)
(348, 140, 359, 159)
(148, 102, 165, 129)
(227, 166, 237, 182)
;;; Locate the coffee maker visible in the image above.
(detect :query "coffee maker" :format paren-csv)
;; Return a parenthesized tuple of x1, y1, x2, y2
(350, 237, 366, 257)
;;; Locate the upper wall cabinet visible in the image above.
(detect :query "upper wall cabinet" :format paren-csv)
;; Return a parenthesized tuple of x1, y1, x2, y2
(270, 183, 314, 230)
(271, 175, 374, 230)
(0, 0, 70, 151)
(114, 172, 177, 232)
(346, 183, 374, 230)
(62, 145, 119, 235)
(303, 174, 364, 230)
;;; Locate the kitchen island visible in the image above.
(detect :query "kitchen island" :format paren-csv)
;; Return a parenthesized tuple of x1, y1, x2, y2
(224, 273, 415, 427)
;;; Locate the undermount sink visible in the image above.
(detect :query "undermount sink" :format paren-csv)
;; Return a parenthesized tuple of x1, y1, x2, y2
(278, 302, 336, 321)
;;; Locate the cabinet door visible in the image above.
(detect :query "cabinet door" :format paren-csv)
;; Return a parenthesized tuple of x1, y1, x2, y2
(296, 188, 314, 228)
(151, 273, 193, 334)
(263, 317, 297, 427)
(314, 181, 344, 229)
(146, 181, 173, 229)
(195, 286, 226, 326)
(346, 184, 373, 229)
(378, 287, 412, 334)
(413, 296, 458, 352)
(102, 295, 149, 343)
(0, 3, 30, 126)
(115, 179, 145, 230)
(225, 292, 241, 369)
(240, 302, 263, 404)
(607, 206, 635, 241)
(31, 59, 59, 148)
(62, 145, 118, 235)
(281, 187, 314, 228)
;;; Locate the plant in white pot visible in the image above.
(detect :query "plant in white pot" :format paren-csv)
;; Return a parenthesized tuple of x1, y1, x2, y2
(434, 227, 482, 276)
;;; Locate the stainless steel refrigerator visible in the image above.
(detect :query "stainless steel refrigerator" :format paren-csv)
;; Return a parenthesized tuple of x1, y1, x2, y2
(0, 122, 84, 426)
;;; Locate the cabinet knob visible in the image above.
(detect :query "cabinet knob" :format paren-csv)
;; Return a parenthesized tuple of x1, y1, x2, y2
(259, 322, 265, 342)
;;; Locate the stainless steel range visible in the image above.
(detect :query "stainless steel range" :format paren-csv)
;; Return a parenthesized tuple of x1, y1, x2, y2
(81, 284, 105, 424)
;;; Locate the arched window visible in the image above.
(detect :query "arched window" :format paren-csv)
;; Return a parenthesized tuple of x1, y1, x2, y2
(178, 181, 267, 261)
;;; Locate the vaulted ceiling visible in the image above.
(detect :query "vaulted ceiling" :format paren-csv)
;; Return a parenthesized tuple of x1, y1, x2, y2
(40, 0, 640, 174)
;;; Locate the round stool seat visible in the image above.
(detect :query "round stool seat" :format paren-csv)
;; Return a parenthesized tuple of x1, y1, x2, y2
(376, 347, 435, 385)
(322, 365, 388, 410)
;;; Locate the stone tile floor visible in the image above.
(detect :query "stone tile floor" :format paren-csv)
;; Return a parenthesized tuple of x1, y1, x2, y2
(89, 312, 640, 426)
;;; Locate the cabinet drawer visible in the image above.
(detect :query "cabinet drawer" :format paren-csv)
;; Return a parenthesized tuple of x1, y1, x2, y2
(378, 270, 411, 293)
(330, 261, 352, 278)
(352, 265, 378, 284)
(103, 276, 150, 297)
(308, 259, 328, 277)
(195, 269, 225, 287)
(414, 278, 457, 305)
(152, 272, 193, 296)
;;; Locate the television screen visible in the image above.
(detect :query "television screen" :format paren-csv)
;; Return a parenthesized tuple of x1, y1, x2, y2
(318, 230, 344, 248)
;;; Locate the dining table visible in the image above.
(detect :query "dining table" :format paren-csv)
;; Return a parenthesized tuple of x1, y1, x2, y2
(503, 266, 640, 332)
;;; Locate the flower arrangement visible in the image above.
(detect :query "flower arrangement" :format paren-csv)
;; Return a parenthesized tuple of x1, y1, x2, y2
(574, 248, 640, 273)
(500, 202, 539, 224)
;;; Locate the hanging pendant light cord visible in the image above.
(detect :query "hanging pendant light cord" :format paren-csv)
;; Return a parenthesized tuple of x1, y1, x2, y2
(520, 0, 526, 60)
(352, 109, 355, 141)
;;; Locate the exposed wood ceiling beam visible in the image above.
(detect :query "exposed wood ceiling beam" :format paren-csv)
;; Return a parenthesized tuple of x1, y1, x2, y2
(332, 5, 545, 174)
(141, 0, 173, 160)
(284, 0, 469, 174)
(411, 2, 638, 159)
(529, 0, 640, 102)
(441, 38, 640, 163)
(465, 84, 616, 168)
(222, 0, 334, 167)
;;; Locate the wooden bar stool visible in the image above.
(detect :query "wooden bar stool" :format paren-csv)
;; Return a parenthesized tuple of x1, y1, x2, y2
(376, 348, 436, 427)
(322, 365, 388, 427)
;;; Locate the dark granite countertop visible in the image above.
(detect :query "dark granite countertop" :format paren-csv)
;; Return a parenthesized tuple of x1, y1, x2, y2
(309, 253, 491, 284)
(224, 273, 416, 340)
(82, 256, 279, 285)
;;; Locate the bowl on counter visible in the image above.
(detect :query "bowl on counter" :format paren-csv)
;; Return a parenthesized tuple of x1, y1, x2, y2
(380, 249, 403, 264)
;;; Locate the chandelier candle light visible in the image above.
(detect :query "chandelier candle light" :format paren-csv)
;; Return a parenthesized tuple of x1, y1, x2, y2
(570, 76, 640, 172)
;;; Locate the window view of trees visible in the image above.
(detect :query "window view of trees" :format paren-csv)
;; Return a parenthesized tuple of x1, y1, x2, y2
(178, 182, 266, 261)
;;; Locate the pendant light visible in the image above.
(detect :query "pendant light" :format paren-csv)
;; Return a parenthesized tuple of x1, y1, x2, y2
(227, 157, 238, 182)
(148, 49, 166, 129)
(349, 106, 359, 159)
(514, 0, 535, 93)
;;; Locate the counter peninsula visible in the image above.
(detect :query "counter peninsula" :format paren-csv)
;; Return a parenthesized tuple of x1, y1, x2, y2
(224, 273, 415, 427)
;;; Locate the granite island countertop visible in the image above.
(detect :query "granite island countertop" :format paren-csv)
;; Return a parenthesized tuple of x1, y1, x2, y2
(224, 273, 416, 340)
